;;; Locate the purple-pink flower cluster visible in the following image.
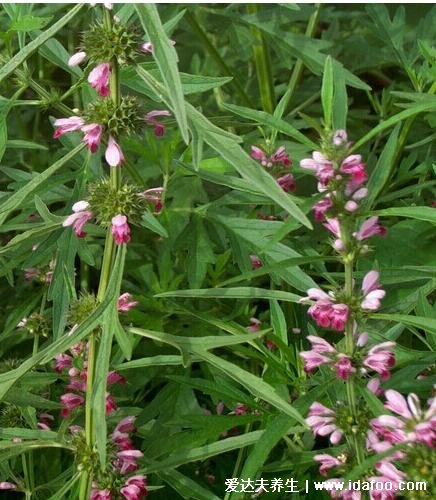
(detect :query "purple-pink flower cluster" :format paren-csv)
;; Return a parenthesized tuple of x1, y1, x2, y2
(298, 130, 433, 498)
(90, 416, 148, 500)
(251, 144, 295, 193)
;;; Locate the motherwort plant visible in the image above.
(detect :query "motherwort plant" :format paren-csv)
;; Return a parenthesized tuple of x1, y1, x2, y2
(299, 130, 435, 499)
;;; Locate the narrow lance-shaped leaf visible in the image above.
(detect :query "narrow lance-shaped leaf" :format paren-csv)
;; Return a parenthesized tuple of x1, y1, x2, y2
(0, 4, 84, 84)
(321, 55, 334, 129)
(135, 4, 189, 143)
(197, 350, 306, 424)
(0, 143, 85, 225)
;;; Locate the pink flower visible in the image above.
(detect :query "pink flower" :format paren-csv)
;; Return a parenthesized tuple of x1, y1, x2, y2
(68, 51, 87, 67)
(120, 476, 148, 500)
(250, 254, 262, 269)
(361, 271, 385, 311)
(271, 146, 291, 167)
(141, 187, 164, 213)
(111, 214, 131, 245)
(300, 335, 336, 373)
(366, 430, 405, 460)
(344, 200, 358, 212)
(144, 110, 171, 137)
(246, 317, 261, 333)
(233, 404, 249, 415)
(303, 289, 349, 332)
(314, 454, 342, 476)
(114, 416, 136, 434)
(300, 350, 331, 373)
(334, 354, 355, 380)
(371, 390, 436, 447)
(323, 217, 341, 238)
(105, 135, 124, 167)
(88, 62, 111, 97)
(332, 129, 348, 146)
(105, 393, 117, 415)
(340, 155, 367, 187)
(54, 353, 73, 372)
(250, 146, 268, 166)
(60, 393, 84, 416)
(306, 402, 344, 444)
(63, 201, 93, 238)
(368, 461, 406, 497)
(112, 430, 133, 451)
(0, 482, 16, 490)
(38, 412, 54, 430)
(324, 479, 361, 500)
(53, 116, 84, 138)
(313, 196, 333, 222)
(251, 145, 291, 168)
(350, 187, 368, 200)
(24, 267, 40, 281)
(300, 152, 335, 187)
(141, 39, 175, 54)
(277, 173, 295, 192)
(354, 216, 387, 241)
(118, 293, 139, 312)
(81, 123, 102, 153)
(363, 342, 395, 380)
(116, 449, 144, 474)
(107, 371, 126, 385)
(367, 378, 384, 396)
(90, 489, 112, 500)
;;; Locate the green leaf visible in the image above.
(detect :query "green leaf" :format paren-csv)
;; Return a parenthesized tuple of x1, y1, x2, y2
(222, 102, 318, 149)
(0, 143, 85, 225)
(370, 313, 436, 336)
(46, 474, 81, 500)
(0, 4, 84, 85)
(0, 222, 60, 256)
(8, 15, 52, 33)
(158, 469, 221, 500)
(116, 355, 189, 371)
(140, 431, 264, 473)
(270, 299, 288, 346)
(187, 217, 215, 288)
(187, 105, 313, 229)
(364, 124, 401, 209)
(6, 139, 48, 150)
(198, 350, 306, 424)
(369, 206, 436, 224)
(230, 415, 297, 500)
(135, 4, 189, 143)
(128, 326, 266, 367)
(156, 286, 302, 302)
(351, 101, 436, 152)
(321, 56, 333, 129)
(332, 60, 348, 130)
(140, 211, 168, 238)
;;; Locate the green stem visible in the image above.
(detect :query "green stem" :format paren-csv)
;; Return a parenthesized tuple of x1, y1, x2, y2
(277, 4, 321, 118)
(342, 227, 364, 465)
(79, 11, 122, 499)
(247, 4, 275, 114)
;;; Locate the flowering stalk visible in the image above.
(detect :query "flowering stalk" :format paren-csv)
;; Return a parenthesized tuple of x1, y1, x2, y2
(342, 222, 364, 464)
(79, 9, 122, 500)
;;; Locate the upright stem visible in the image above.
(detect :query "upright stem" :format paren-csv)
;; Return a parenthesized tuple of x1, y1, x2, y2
(247, 4, 275, 114)
(277, 4, 321, 118)
(342, 224, 364, 465)
(79, 10, 121, 499)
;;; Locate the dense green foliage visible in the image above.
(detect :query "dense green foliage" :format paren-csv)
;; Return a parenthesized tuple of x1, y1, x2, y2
(0, 3, 435, 499)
